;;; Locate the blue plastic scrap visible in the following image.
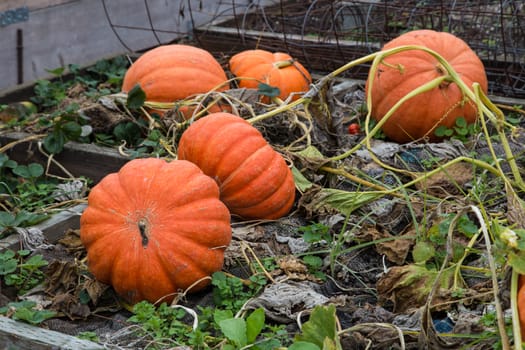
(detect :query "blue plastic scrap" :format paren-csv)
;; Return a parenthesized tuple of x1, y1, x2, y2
(0, 6, 29, 27)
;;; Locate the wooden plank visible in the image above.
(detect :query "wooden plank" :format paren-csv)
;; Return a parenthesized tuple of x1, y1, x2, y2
(1, 132, 129, 184)
(0, 204, 86, 251)
(194, 24, 378, 77)
(0, 315, 104, 350)
(197, 24, 378, 49)
(0, 0, 77, 12)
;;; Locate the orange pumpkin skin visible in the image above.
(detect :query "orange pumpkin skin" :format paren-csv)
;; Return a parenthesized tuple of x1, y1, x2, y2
(366, 30, 488, 143)
(177, 112, 295, 220)
(122, 44, 230, 118)
(519, 275, 525, 339)
(229, 49, 311, 102)
(79, 158, 231, 304)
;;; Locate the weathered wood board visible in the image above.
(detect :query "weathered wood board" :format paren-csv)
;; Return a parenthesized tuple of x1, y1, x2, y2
(0, 314, 104, 350)
(1, 132, 129, 184)
(0, 203, 86, 251)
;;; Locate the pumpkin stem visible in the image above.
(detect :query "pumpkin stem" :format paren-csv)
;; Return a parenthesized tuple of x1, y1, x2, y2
(435, 63, 452, 88)
(138, 218, 149, 246)
(273, 59, 294, 69)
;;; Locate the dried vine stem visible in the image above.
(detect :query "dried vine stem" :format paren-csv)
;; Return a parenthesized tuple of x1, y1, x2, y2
(0, 133, 46, 153)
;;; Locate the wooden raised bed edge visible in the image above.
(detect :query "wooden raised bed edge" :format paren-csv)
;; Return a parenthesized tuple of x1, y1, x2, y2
(1, 131, 129, 184)
(0, 312, 103, 350)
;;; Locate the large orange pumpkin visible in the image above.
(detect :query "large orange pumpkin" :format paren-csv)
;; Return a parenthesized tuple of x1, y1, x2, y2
(79, 158, 232, 304)
(122, 44, 230, 118)
(229, 49, 311, 102)
(177, 112, 295, 220)
(366, 30, 488, 143)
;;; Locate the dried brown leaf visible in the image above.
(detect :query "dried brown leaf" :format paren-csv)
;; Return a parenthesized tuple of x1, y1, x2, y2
(57, 229, 85, 254)
(354, 225, 414, 265)
(45, 260, 79, 295)
(376, 264, 454, 313)
(83, 278, 110, 306)
(51, 293, 91, 320)
(506, 181, 525, 229)
(415, 161, 473, 197)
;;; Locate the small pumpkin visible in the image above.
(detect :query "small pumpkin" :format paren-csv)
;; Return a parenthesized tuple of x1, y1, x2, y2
(80, 158, 231, 304)
(229, 49, 311, 102)
(177, 112, 295, 220)
(122, 44, 230, 118)
(366, 29, 488, 143)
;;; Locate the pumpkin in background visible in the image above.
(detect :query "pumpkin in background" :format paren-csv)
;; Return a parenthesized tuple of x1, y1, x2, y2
(80, 158, 232, 304)
(122, 44, 230, 118)
(365, 29, 488, 143)
(177, 112, 295, 220)
(229, 49, 311, 102)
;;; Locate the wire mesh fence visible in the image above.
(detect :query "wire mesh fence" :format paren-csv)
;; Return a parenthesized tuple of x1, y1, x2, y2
(104, 0, 525, 98)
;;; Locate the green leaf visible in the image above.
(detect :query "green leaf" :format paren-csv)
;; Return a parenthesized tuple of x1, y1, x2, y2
(295, 145, 326, 160)
(295, 304, 338, 348)
(43, 130, 66, 154)
(2, 300, 35, 310)
(318, 188, 382, 215)
(292, 166, 313, 192)
(213, 309, 233, 324)
(434, 125, 453, 137)
(28, 163, 44, 178)
(127, 84, 146, 109)
(246, 308, 265, 344)
(508, 251, 525, 275)
(113, 122, 142, 146)
(21, 254, 48, 269)
(300, 223, 330, 244)
(0, 250, 15, 260)
(4, 159, 17, 169)
(13, 307, 56, 325)
(253, 339, 282, 350)
(13, 164, 43, 179)
(61, 121, 82, 140)
(4, 273, 21, 286)
(0, 251, 18, 275)
(454, 127, 469, 136)
(13, 211, 48, 227)
(257, 83, 280, 98)
(322, 337, 339, 350)
(458, 216, 478, 238)
(45, 67, 65, 76)
(455, 117, 467, 128)
(289, 341, 322, 350)
(0, 154, 9, 167)
(219, 318, 247, 347)
(412, 241, 436, 264)
(303, 255, 323, 269)
(0, 211, 15, 227)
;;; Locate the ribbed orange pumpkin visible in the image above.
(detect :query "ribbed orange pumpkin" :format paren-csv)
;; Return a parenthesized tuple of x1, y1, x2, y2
(366, 30, 488, 143)
(177, 112, 295, 220)
(229, 49, 311, 102)
(122, 44, 230, 118)
(79, 158, 232, 304)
